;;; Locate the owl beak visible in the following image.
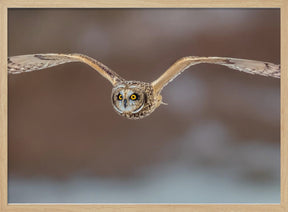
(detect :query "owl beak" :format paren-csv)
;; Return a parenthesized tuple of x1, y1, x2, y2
(124, 99, 127, 108)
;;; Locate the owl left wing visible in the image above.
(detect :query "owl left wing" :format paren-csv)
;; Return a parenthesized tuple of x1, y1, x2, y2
(151, 57, 280, 94)
(8, 53, 125, 85)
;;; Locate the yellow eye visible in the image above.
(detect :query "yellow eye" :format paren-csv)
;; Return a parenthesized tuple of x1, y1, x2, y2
(117, 94, 123, 100)
(130, 94, 137, 100)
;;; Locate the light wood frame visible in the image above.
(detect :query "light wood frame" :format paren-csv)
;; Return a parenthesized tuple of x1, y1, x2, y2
(0, 0, 287, 211)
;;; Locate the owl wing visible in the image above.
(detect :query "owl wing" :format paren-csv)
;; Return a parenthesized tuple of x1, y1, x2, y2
(8, 53, 125, 85)
(151, 56, 280, 94)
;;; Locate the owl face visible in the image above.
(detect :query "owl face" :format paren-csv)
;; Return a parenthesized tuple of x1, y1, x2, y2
(112, 83, 146, 114)
(111, 81, 157, 119)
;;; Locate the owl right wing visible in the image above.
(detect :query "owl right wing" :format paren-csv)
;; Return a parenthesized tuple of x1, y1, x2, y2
(152, 57, 280, 94)
(8, 53, 125, 86)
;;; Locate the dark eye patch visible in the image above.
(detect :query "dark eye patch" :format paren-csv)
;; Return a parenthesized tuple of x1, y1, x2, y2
(117, 93, 123, 100)
(130, 93, 139, 100)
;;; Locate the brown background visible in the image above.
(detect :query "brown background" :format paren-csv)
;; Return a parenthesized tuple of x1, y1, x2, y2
(8, 9, 280, 203)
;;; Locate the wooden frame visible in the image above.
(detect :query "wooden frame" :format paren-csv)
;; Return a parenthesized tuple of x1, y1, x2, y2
(0, 0, 287, 211)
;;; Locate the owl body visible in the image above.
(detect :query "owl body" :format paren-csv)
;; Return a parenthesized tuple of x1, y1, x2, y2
(8, 53, 280, 120)
(111, 81, 162, 119)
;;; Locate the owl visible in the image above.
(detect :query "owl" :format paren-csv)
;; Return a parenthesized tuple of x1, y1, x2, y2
(8, 53, 280, 119)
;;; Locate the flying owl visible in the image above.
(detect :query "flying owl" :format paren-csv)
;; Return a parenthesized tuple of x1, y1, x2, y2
(8, 54, 280, 119)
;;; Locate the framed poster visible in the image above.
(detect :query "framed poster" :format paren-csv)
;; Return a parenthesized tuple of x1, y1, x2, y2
(0, 0, 287, 211)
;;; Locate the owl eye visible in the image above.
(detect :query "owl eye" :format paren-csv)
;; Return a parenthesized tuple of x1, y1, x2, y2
(130, 93, 138, 100)
(117, 94, 123, 100)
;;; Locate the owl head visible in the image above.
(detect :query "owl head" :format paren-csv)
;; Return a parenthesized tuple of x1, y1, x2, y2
(111, 81, 161, 119)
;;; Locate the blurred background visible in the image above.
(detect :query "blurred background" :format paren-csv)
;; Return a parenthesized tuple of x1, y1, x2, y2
(8, 9, 280, 203)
